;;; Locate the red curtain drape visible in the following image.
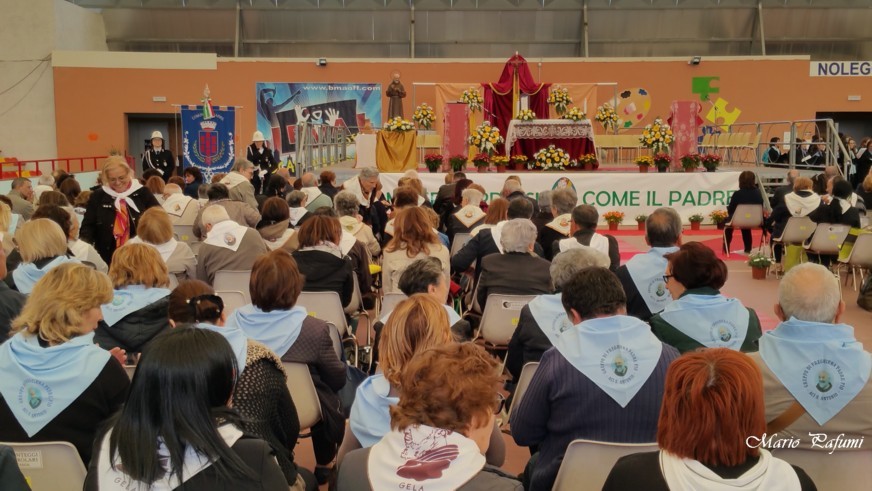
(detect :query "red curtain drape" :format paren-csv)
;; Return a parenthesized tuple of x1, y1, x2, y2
(482, 54, 551, 155)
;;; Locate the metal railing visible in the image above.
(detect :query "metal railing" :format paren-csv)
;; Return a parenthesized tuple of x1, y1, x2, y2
(293, 122, 349, 176)
(0, 155, 136, 180)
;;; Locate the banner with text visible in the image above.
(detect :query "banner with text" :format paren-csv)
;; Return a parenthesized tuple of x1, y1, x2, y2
(376, 172, 740, 224)
(256, 82, 382, 161)
(181, 106, 236, 182)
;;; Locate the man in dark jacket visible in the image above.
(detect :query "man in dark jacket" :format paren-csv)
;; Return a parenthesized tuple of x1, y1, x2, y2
(477, 219, 552, 312)
(551, 205, 621, 272)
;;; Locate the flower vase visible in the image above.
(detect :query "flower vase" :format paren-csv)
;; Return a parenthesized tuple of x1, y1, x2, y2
(477, 166, 488, 173)
(608, 222, 619, 231)
(511, 162, 526, 172)
(690, 222, 701, 231)
(583, 163, 594, 171)
(685, 167, 697, 173)
(638, 165, 649, 173)
(636, 221, 645, 231)
(496, 165, 506, 173)
(657, 166, 668, 173)
(751, 267, 767, 280)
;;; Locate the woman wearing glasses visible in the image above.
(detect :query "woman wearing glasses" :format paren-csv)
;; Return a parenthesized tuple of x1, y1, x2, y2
(650, 242, 761, 354)
(80, 157, 160, 266)
(336, 342, 521, 491)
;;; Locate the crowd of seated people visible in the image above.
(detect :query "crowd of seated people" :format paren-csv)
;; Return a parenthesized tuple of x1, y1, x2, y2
(5, 158, 872, 491)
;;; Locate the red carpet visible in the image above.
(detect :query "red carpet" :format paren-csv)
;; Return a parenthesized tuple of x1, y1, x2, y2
(610, 227, 766, 262)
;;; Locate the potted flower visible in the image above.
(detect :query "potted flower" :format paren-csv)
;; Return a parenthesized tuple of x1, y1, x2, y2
(653, 152, 672, 173)
(603, 211, 625, 231)
(701, 153, 721, 172)
(635, 214, 647, 231)
(680, 153, 701, 172)
(491, 155, 509, 173)
(424, 154, 443, 173)
(472, 152, 490, 173)
(688, 213, 704, 231)
(710, 209, 729, 230)
(748, 253, 772, 280)
(468, 121, 504, 156)
(510, 154, 528, 171)
(385, 116, 415, 132)
(635, 155, 654, 173)
(578, 153, 598, 171)
(449, 154, 467, 172)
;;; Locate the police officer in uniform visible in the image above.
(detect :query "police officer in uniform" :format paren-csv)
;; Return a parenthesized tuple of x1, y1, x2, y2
(246, 131, 278, 194)
(142, 131, 176, 182)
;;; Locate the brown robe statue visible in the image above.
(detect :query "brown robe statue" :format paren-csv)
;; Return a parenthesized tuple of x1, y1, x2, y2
(386, 79, 406, 119)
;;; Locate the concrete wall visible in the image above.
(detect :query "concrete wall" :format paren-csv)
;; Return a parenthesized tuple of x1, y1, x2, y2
(0, 0, 105, 161)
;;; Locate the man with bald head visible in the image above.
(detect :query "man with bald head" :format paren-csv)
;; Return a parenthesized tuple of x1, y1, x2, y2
(748, 263, 872, 446)
(161, 183, 197, 225)
(300, 172, 333, 212)
(616, 207, 682, 321)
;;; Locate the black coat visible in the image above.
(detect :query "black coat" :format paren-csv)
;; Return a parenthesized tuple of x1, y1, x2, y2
(292, 249, 355, 308)
(80, 187, 160, 265)
(141, 149, 176, 181)
(450, 227, 545, 282)
(247, 144, 278, 194)
(477, 252, 552, 311)
(93, 297, 171, 353)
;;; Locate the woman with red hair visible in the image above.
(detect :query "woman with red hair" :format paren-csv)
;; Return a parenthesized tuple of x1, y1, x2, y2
(603, 349, 816, 490)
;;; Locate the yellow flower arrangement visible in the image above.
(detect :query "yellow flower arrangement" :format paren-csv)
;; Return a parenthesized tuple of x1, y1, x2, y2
(468, 121, 504, 154)
(547, 87, 572, 116)
(635, 155, 654, 167)
(413, 103, 435, 130)
(532, 145, 569, 171)
(516, 109, 536, 121)
(460, 87, 484, 112)
(491, 155, 510, 166)
(385, 116, 415, 132)
(562, 107, 587, 122)
(595, 103, 619, 131)
(639, 117, 674, 152)
(510, 154, 528, 163)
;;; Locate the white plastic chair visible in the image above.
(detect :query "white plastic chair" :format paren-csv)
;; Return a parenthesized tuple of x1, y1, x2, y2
(213, 270, 252, 304)
(723, 204, 765, 258)
(507, 361, 539, 421)
(771, 216, 816, 275)
(552, 439, 659, 491)
(172, 224, 197, 244)
(839, 232, 872, 290)
(3, 441, 86, 491)
(281, 362, 323, 433)
(450, 233, 473, 258)
(803, 223, 851, 260)
(475, 294, 535, 370)
(772, 448, 872, 490)
(380, 292, 408, 318)
(215, 290, 247, 315)
(297, 290, 357, 363)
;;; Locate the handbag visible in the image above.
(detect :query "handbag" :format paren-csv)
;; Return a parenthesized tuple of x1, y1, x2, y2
(338, 364, 369, 419)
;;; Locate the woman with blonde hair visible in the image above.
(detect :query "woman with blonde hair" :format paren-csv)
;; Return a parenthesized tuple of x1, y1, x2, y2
(337, 343, 520, 490)
(93, 243, 171, 354)
(81, 156, 160, 266)
(0, 263, 129, 464)
(0, 201, 15, 255)
(128, 207, 196, 281)
(382, 207, 449, 294)
(144, 175, 166, 204)
(6, 219, 78, 294)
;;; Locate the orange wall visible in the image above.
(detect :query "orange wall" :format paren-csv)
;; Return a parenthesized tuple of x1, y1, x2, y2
(53, 56, 872, 158)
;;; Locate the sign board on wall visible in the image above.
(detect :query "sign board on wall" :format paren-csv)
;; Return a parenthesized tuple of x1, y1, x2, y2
(255, 82, 382, 161)
(810, 61, 872, 77)
(376, 172, 739, 223)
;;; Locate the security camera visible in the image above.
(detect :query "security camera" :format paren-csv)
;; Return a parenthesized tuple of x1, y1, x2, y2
(317, 58, 328, 67)
(689, 56, 701, 66)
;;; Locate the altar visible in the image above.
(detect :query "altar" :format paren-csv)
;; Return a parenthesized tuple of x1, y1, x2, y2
(505, 119, 597, 159)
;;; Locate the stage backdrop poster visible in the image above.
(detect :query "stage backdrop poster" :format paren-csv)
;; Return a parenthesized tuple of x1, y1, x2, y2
(181, 106, 236, 182)
(255, 82, 382, 160)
